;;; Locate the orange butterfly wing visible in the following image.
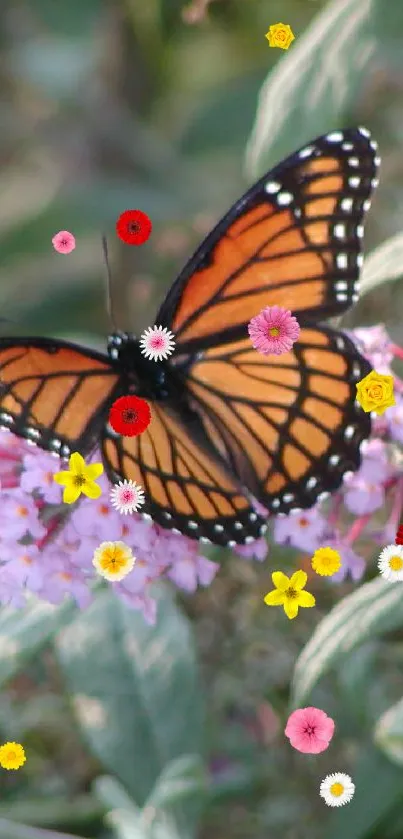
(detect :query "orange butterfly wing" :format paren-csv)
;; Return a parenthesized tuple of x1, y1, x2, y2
(102, 401, 267, 546)
(182, 328, 371, 514)
(0, 338, 119, 455)
(157, 127, 379, 350)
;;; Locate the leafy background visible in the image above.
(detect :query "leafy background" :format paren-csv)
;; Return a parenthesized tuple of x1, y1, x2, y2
(0, 0, 403, 837)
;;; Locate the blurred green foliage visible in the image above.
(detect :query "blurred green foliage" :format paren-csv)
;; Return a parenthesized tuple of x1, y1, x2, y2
(1, 0, 403, 838)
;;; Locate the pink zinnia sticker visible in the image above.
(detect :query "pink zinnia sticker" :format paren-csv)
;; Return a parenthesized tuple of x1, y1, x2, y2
(284, 706, 335, 754)
(248, 305, 300, 355)
(52, 230, 76, 254)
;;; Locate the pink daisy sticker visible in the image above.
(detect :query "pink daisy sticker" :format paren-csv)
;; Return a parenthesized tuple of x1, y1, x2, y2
(139, 325, 176, 362)
(285, 706, 335, 754)
(52, 230, 76, 254)
(110, 479, 145, 515)
(248, 305, 300, 355)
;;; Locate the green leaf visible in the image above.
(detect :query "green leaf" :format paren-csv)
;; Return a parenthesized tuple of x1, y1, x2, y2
(324, 747, 403, 839)
(292, 578, 403, 706)
(145, 755, 207, 839)
(245, 0, 403, 176)
(54, 587, 205, 806)
(95, 777, 182, 839)
(375, 697, 403, 766)
(0, 598, 76, 687)
(360, 232, 403, 296)
(146, 755, 207, 810)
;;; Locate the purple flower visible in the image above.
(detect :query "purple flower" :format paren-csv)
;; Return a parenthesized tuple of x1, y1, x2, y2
(328, 541, 366, 583)
(20, 451, 63, 504)
(1, 544, 44, 592)
(166, 536, 219, 592)
(234, 538, 268, 561)
(352, 325, 393, 374)
(0, 490, 46, 541)
(343, 449, 390, 515)
(386, 396, 403, 445)
(0, 567, 27, 608)
(273, 508, 327, 552)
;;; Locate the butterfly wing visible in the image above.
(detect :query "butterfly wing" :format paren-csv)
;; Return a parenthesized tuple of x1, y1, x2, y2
(0, 338, 120, 455)
(102, 400, 267, 546)
(156, 127, 379, 351)
(182, 328, 371, 514)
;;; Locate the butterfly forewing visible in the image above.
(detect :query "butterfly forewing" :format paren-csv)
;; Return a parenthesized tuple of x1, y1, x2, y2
(158, 127, 379, 351)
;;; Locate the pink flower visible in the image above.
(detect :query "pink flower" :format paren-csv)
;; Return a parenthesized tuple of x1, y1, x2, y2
(285, 707, 335, 754)
(52, 230, 76, 254)
(248, 305, 300, 356)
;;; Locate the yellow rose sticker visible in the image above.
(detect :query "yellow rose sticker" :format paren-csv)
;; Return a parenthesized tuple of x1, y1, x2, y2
(356, 370, 395, 416)
(265, 23, 295, 50)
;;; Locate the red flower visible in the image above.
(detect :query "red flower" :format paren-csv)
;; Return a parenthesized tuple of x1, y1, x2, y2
(395, 525, 403, 545)
(109, 395, 151, 437)
(116, 210, 152, 245)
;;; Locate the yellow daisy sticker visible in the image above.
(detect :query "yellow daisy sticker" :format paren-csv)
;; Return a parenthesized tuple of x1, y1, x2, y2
(0, 742, 26, 770)
(54, 452, 104, 504)
(264, 570, 315, 619)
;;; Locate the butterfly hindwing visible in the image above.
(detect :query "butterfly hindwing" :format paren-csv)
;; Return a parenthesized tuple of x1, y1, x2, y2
(184, 328, 371, 514)
(101, 401, 267, 546)
(158, 127, 379, 351)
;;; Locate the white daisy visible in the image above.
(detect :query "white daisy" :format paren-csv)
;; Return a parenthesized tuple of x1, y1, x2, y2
(319, 773, 355, 807)
(110, 480, 145, 515)
(378, 544, 403, 581)
(139, 325, 176, 361)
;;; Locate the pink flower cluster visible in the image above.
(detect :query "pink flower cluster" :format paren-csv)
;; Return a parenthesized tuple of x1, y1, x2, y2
(0, 325, 401, 621)
(0, 441, 219, 623)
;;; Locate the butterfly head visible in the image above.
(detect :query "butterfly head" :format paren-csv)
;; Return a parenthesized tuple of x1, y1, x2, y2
(107, 330, 171, 399)
(107, 331, 134, 361)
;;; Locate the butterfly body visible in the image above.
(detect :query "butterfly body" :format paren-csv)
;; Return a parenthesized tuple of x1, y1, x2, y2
(0, 127, 380, 546)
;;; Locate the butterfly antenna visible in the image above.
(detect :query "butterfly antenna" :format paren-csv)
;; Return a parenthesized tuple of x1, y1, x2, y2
(102, 235, 118, 332)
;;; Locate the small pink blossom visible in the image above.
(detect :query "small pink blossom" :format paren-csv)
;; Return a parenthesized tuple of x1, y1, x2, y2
(248, 305, 300, 356)
(52, 230, 76, 254)
(285, 707, 335, 754)
(139, 325, 176, 361)
(110, 479, 145, 514)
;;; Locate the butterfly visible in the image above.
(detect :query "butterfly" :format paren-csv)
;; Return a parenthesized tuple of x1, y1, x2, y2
(0, 127, 379, 548)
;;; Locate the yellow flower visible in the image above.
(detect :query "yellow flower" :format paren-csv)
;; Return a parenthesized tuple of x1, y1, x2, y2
(356, 370, 395, 416)
(311, 546, 342, 577)
(92, 541, 135, 582)
(264, 570, 315, 619)
(0, 741, 26, 770)
(54, 452, 104, 504)
(265, 22, 295, 50)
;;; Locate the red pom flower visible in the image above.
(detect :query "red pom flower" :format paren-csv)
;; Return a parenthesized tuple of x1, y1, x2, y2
(109, 395, 151, 437)
(395, 524, 403, 545)
(116, 210, 152, 245)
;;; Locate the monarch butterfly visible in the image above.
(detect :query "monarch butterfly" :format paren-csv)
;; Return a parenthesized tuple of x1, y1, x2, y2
(0, 127, 379, 548)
